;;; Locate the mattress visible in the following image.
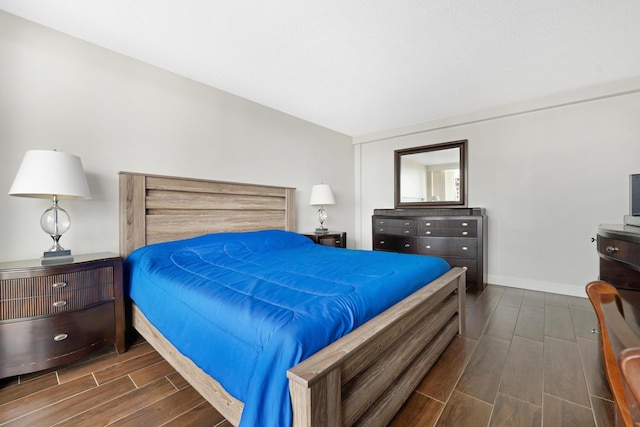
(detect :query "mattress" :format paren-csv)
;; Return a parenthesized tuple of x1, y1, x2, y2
(125, 229, 450, 427)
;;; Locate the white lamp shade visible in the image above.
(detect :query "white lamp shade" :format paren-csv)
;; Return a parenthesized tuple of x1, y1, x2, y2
(9, 150, 92, 199)
(309, 184, 335, 206)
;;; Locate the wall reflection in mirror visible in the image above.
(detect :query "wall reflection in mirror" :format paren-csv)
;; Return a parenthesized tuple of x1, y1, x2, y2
(394, 140, 467, 208)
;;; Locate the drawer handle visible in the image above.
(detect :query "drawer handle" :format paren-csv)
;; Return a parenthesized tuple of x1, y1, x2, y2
(462, 246, 469, 251)
(606, 246, 619, 253)
(379, 228, 385, 232)
(379, 240, 385, 245)
(425, 231, 431, 235)
(52, 281, 67, 289)
(404, 244, 411, 248)
(462, 231, 468, 235)
(462, 222, 468, 227)
(425, 222, 431, 226)
(335, 240, 341, 244)
(53, 333, 68, 342)
(53, 300, 67, 307)
(404, 230, 410, 234)
(425, 245, 431, 249)
(379, 221, 384, 225)
(404, 222, 410, 226)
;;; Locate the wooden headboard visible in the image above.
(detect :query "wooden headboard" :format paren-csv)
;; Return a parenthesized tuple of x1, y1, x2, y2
(119, 172, 296, 257)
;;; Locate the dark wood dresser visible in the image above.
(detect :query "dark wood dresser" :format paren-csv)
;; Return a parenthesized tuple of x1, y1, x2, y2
(598, 224, 640, 292)
(372, 208, 487, 289)
(0, 253, 125, 378)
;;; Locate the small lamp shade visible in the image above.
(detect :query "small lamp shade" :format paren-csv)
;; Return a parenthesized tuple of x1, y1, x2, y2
(309, 184, 335, 206)
(9, 150, 91, 262)
(9, 150, 92, 199)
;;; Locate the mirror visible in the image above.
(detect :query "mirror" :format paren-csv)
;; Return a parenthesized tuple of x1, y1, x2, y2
(394, 140, 467, 208)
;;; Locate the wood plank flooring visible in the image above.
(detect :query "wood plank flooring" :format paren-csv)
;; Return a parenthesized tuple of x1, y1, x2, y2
(391, 285, 617, 427)
(0, 284, 622, 426)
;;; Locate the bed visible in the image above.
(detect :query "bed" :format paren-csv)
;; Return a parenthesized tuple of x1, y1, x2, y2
(119, 171, 466, 427)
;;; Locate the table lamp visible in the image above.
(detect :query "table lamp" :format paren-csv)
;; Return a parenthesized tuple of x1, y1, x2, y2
(309, 184, 335, 234)
(9, 150, 92, 264)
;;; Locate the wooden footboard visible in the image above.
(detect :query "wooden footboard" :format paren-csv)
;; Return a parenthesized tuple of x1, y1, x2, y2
(287, 266, 466, 427)
(131, 304, 244, 425)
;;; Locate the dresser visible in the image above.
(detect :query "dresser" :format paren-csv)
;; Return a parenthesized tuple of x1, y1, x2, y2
(0, 253, 125, 378)
(597, 224, 640, 292)
(372, 208, 487, 289)
(302, 231, 346, 248)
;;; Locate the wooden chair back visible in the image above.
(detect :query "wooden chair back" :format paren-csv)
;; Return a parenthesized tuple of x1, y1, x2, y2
(621, 348, 640, 413)
(586, 281, 640, 427)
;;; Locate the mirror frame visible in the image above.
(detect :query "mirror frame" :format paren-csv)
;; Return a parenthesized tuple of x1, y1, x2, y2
(394, 139, 467, 208)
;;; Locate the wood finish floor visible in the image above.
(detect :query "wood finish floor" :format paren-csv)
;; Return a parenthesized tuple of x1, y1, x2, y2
(0, 284, 622, 426)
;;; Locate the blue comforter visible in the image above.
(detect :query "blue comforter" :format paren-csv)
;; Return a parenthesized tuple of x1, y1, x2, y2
(125, 230, 450, 427)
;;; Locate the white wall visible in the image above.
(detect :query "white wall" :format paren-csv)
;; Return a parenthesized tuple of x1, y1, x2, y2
(4, 11, 639, 299)
(356, 89, 640, 297)
(0, 11, 354, 262)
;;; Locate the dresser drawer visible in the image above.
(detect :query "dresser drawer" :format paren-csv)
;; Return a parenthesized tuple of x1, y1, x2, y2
(374, 226, 416, 236)
(0, 283, 115, 320)
(0, 302, 115, 377)
(418, 219, 477, 229)
(442, 258, 477, 282)
(0, 266, 114, 320)
(316, 235, 345, 248)
(418, 218, 478, 228)
(373, 218, 416, 228)
(373, 235, 417, 253)
(418, 227, 477, 238)
(416, 238, 477, 258)
(0, 266, 114, 298)
(598, 236, 640, 267)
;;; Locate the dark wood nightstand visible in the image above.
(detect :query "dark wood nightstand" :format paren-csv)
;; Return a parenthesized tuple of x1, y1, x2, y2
(0, 253, 125, 378)
(597, 224, 640, 291)
(302, 231, 347, 248)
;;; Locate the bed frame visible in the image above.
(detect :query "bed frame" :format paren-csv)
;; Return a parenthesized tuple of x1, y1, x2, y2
(119, 171, 466, 426)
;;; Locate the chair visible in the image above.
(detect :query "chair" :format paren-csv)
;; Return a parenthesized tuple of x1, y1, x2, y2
(620, 347, 640, 426)
(586, 281, 640, 427)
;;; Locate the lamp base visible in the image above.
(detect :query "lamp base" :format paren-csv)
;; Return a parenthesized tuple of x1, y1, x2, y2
(41, 250, 73, 265)
(314, 227, 330, 234)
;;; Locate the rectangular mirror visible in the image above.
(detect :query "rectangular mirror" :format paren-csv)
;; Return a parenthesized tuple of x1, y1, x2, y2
(394, 139, 467, 208)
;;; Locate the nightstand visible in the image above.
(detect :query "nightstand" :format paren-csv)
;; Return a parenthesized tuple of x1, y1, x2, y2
(302, 231, 347, 248)
(0, 253, 125, 378)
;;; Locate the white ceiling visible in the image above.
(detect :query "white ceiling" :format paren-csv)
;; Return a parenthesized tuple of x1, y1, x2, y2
(1, 1, 639, 137)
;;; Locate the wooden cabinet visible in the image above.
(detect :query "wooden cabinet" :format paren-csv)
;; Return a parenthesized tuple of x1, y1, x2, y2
(598, 224, 640, 292)
(302, 231, 347, 248)
(0, 253, 125, 378)
(373, 208, 487, 289)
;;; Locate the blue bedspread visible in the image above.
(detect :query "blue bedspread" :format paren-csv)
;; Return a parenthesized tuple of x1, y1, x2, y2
(125, 230, 450, 427)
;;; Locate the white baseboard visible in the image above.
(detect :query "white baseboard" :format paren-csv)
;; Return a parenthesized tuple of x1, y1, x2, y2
(487, 274, 589, 298)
